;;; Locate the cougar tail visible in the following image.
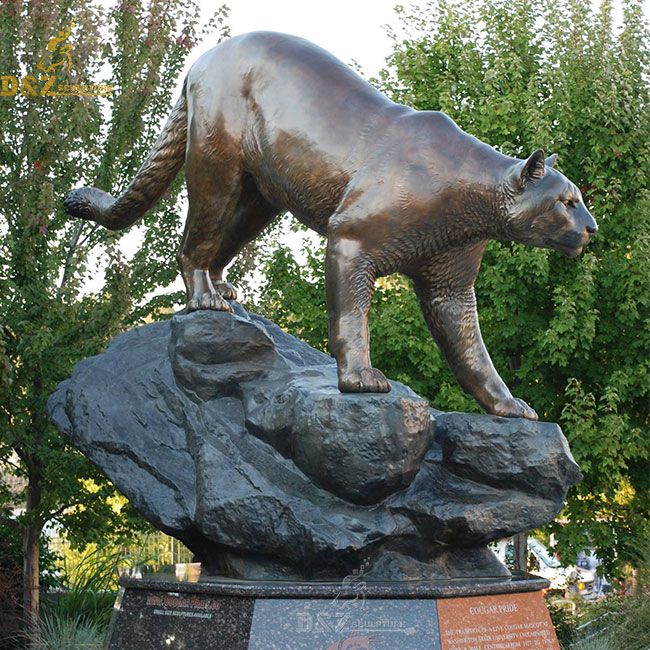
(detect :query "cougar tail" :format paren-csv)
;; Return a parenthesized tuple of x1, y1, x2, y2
(64, 81, 188, 230)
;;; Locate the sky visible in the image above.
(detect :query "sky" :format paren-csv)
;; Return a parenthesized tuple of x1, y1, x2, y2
(188, 0, 650, 81)
(225, 0, 400, 78)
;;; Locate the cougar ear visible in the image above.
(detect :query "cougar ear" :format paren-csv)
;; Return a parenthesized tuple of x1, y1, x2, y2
(520, 149, 547, 184)
(545, 153, 558, 168)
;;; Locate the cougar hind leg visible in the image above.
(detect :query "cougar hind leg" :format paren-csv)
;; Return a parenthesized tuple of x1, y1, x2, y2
(177, 146, 244, 313)
(208, 175, 279, 300)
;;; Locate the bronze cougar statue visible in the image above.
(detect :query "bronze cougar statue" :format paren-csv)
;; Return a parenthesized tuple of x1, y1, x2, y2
(65, 32, 597, 420)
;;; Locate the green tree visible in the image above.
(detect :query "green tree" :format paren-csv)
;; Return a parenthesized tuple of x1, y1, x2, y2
(0, 0, 228, 630)
(255, 0, 650, 577)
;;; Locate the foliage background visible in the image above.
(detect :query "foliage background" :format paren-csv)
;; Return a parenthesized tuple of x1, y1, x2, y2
(0, 0, 228, 628)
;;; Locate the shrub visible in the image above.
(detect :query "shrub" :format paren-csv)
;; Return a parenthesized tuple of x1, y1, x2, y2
(21, 615, 104, 650)
(609, 595, 650, 650)
(44, 548, 122, 628)
(547, 601, 578, 648)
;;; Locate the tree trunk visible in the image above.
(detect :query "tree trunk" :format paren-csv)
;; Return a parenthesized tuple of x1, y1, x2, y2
(21, 473, 42, 633)
(513, 532, 528, 573)
(629, 567, 639, 596)
(22, 524, 40, 630)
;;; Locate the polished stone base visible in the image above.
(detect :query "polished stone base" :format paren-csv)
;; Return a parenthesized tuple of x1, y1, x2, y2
(105, 564, 560, 649)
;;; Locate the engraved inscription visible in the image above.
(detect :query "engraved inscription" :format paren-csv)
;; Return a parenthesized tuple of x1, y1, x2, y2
(145, 593, 222, 620)
(437, 592, 560, 650)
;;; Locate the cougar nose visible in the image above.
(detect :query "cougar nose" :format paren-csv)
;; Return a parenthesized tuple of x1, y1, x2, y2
(586, 224, 597, 235)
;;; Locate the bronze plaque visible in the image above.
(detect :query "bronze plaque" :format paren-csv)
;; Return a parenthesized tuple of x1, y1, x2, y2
(437, 591, 560, 650)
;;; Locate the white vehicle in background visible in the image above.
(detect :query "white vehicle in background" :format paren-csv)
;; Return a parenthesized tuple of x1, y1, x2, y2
(576, 548, 609, 597)
(493, 537, 595, 598)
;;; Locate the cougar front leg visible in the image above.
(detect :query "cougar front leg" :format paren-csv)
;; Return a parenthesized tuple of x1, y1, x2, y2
(326, 237, 390, 393)
(414, 282, 537, 420)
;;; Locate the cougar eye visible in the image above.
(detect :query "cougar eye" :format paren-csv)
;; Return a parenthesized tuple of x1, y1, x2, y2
(560, 198, 576, 209)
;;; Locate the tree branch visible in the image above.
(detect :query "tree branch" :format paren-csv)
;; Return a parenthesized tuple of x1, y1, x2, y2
(58, 221, 86, 292)
(13, 446, 30, 470)
(0, 456, 23, 473)
(76, 223, 100, 249)
(1, 517, 21, 532)
(44, 499, 85, 526)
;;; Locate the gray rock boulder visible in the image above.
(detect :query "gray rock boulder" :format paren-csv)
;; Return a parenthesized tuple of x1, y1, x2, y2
(48, 305, 582, 580)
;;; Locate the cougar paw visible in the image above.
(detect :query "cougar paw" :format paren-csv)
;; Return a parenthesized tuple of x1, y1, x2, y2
(338, 367, 391, 393)
(214, 281, 237, 301)
(491, 397, 538, 421)
(187, 292, 233, 313)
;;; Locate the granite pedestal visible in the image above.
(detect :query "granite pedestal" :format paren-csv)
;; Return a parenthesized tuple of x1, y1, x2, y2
(106, 564, 560, 649)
